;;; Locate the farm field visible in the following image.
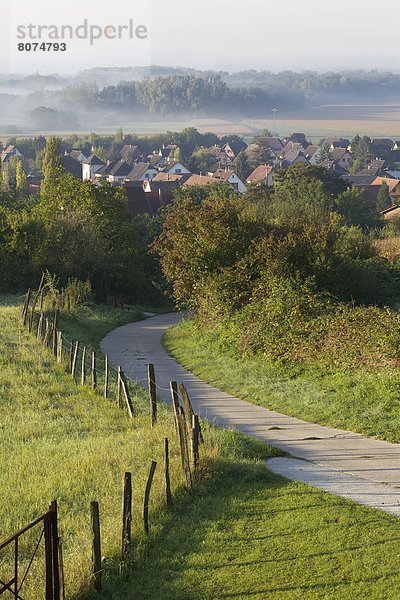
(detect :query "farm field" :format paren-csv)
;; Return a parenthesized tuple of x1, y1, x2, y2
(2, 298, 400, 598)
(3, 104, 400, 139)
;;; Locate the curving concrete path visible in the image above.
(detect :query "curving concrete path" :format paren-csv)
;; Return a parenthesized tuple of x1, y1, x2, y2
(101, 313, 400, 517)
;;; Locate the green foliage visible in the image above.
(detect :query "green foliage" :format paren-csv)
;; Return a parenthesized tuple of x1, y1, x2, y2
(15, 159, 28, 196)
(41, 136, 63, 184)
(154, 164, 400, 382)
(233, 150, 251, 180)
(377, 181, 391, 211)
(350, 135, 371, 173)
(0, 171, 163, 304)
(246, 139, 273, 171)
(152, 186, 261, 307)
(189, 147, 215, 174)
(314, 142, 330, 164)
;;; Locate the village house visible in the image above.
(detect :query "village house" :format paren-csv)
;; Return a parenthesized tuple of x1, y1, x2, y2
(182, 174, 222, 189)
(95, 160, 133, 184)
(211, 168, 247, 193)
(246, 164, 275, 187)
(323, 137, 350, 151)
(329, 148, 353, 172)
(0, 145, 23, 163)
(148, 154, 165, 168)
(259, 137, 284, 158)
(82, 154, 106, 181)
(281, 148, 309, 168)
(282, 133, 309, 151)
(143, 179, 182, 204)
(124, 185, 164, 218)
(68, 149, 86, 163)
(207, 145, 231, 166)
(319, 160, 350, 176)
(152, 172, 191, 184)
(305, 145, 320, 164)
(372, 176, 400, 199)
(371, 139, 394, 156)
(125, 162, 158, 182)
(160, 160, 191, 176)
(120, 144, 143, 165)
(222, 140, 248, 160)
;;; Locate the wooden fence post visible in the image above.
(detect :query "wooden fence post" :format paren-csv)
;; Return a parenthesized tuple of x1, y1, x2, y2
(148, 363, 157, 427)
(117, 366, 122, 408)
(69, 340, 74, 374)
(104, 355, 109, 399)
(28, 305, 34, 333)
(148, 363, 157, 425)
(120, 370, 134, 418)
(57, 331, 62, 364)
(179, 383, 204, 444)
(169, 381, 180, 433)
(121, 472, 132, 564)
(37, 313, 43, 341)
(177, 407, 192, 490)
(50, 500, 60, 600)
(22, 288, 31, 325)
(43, 318, 51, 347)
(81, 347, 86, 385)
(143, 461, 157, 535)
(90, 501, 102, 591)
(71, 341, 79, 380)
(91, 352, 97, 391)
(165, 438, 172, 508)
(191, 415, 200, 477)
(52, 313, 58, 355)
(44, 511, 53, 600)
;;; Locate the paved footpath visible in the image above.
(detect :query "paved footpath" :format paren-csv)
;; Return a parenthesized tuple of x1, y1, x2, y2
(101, 313, 400, 517)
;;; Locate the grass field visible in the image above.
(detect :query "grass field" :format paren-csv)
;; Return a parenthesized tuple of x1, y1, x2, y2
(164, 318, 400, 444)
(3, 298, 400, 598)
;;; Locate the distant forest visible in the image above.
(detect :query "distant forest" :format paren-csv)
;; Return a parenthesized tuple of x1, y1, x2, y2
(2, 68, 400, 130)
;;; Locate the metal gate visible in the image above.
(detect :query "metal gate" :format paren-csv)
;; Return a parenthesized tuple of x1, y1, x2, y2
(0, 501, 61, 599)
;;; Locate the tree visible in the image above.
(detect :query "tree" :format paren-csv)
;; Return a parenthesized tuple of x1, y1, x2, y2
(350, 135, 371, 173)
(171, 147, 182, 162)
(15, 160, 28, 196)
(152, 186, 256, 307)
(190, 148, 215, 174)
(314, 143, 330, 164)
(274, 163, 348, 199)
(246, 139, 273, 170)
(41, 136, 63, 183)
(234, 151, 251, 181)
(377, 182, 391, 212)
(91, 146, 108, 162)
(114, 128, 124, 144)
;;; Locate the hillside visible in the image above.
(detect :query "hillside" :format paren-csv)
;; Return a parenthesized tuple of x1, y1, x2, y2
(2, 298, 400, 597)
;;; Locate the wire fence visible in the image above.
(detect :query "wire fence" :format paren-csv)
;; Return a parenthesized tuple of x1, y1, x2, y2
(14, 285, 205, 595)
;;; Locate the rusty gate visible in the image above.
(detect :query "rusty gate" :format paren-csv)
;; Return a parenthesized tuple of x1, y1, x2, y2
(0, 500, 61, 599)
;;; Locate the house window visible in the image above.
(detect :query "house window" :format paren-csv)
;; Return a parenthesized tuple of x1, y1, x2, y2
(175, 168, 181, 174)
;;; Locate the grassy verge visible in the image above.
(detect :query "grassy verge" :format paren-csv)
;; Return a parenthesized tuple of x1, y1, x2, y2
(164, 318, 400, 443)
(3, 298, 400, 599)
(57, 303, 171, 351)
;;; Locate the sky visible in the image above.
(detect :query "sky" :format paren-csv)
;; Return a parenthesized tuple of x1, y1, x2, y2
(1, 0, 400, 75)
